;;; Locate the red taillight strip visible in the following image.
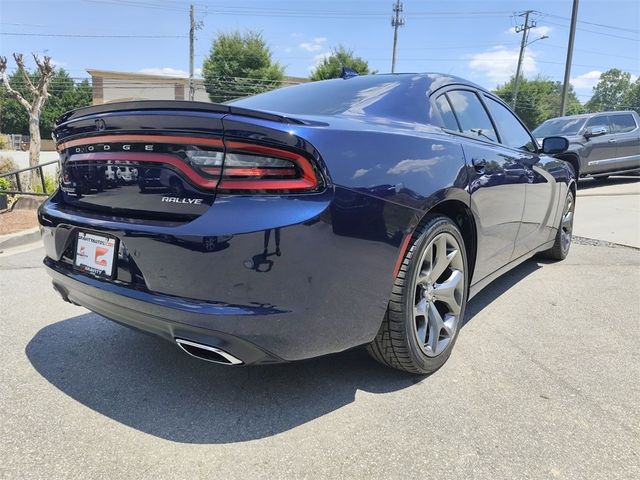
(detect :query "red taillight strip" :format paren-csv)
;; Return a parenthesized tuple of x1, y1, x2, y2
(222, 167, 297, 177)
(58, 135, 320, 192)
(221, 141, 318, 190)
(58, 134, 224, 152)
(67, 152, 219, 189)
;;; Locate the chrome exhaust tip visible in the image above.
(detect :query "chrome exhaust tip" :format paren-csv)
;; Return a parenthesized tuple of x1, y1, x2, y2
(175, 338, 243, 365)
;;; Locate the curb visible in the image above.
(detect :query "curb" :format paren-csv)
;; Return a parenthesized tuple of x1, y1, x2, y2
(0, 227, 42, 251)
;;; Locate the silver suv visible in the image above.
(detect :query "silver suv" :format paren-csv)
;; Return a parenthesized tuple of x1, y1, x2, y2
(533, 111, 640, 179)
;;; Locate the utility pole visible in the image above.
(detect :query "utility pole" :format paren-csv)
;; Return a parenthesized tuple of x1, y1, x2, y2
(511, 10, 535, 110)
(188, 4, 196, 101)
(391, 0, 405, 73)
(560, 0, 580, 116)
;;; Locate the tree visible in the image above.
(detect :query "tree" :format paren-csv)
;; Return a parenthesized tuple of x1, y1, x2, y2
(309, 46, 372, 81)
(585, 68, 632, 112)
(622, 78, 640, 114)
(202, 30, 284, 103)
(0, 53, 55, 189)
(1, 69, 92, 138)
(494, 75, 583, 129)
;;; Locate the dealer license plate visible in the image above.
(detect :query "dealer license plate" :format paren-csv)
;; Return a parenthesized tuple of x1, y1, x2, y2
(74, 231, 117, 279)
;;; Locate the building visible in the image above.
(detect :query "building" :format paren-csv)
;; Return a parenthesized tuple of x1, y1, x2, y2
(87, 69, 308, 105)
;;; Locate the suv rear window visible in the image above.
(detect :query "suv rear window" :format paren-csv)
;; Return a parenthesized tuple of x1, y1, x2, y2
(610, 114, 637, 133)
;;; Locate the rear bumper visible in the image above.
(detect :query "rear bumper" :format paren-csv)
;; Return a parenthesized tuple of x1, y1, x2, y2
(39, 187, 414, 363)
(45, 261, 284, 364)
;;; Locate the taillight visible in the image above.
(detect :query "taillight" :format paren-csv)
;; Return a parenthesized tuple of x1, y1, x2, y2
(219, 141, 320, 192)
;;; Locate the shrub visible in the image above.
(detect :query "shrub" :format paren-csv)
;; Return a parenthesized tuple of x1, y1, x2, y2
(33, 173, 59, 194)
(0, 177, 10, 191)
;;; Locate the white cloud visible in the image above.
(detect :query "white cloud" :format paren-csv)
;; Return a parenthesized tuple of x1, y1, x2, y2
(531, 25, 552, 38)
(299, 37, 327, 52)
(468, 46, 538, 85)
(138, 67, 202, 78)
(308, 51, 332, 71)
(352, 168, 369, 179)
(505, 25, 552, 38)
(571, 70, 602, 91)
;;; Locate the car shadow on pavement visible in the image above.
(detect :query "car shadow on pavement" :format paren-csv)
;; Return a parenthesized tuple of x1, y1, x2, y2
(26, 313, 419, 444)
(26, 258, 542, 445)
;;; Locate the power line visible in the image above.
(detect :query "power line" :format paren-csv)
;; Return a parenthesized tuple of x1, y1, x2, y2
(0, 32, 186, 38)
(540, 19, 640, 42)
(537, 11, 639, 34)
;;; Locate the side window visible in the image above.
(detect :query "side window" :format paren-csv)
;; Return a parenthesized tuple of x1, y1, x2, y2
(610, 114, 637, 133)
(584, 116, 611, 133)
(446, 90, 497, 142)
(484, 96, 536, 152)
(434, 95, 459, 131)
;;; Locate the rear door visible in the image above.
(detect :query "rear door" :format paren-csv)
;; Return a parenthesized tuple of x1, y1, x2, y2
(609, 113, 640, 170)
(434, 89, 527, 282)
(581, 115, 617, 174)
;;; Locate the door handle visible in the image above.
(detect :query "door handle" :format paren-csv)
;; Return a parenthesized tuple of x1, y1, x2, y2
(471, 157, 486, 172)
(608, 139, 617, 143)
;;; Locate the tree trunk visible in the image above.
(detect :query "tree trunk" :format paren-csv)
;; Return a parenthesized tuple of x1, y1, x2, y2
(28, 113, 41, 191)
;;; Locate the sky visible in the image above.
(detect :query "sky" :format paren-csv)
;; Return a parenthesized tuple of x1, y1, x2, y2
(0, 0, 639, 103)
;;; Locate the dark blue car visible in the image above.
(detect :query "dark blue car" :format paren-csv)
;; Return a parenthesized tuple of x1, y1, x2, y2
(38, 73, 575, 374)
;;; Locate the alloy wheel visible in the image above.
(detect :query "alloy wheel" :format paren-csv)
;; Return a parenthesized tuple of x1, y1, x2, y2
(561, 193, 574, 252)
(412, 232, 465, 357)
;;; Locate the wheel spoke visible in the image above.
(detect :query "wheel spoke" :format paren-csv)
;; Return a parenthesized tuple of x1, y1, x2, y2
(432, 270, 463, 314)
(416, 270, 430, 287)
(429, 235, 451, 283)
(442, 313, 456, 336)
(563, 211, 573, 228)
(414, 297, 428, 317)
(427, 301, 444, 353)
(415, 316, 427, 344)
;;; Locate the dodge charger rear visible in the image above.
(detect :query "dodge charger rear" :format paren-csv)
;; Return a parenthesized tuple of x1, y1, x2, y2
(39, 73, 575, 374)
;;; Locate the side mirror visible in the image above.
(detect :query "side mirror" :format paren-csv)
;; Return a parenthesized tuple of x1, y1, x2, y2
(542, 136, 569, 155)
(584, 125, 607, 138)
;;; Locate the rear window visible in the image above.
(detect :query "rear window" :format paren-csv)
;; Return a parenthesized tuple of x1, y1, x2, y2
(445, 90, 497, 142)
(229, 75, 430, 122)
(434, 95, 459, 130)
(610, 114, 637, 133)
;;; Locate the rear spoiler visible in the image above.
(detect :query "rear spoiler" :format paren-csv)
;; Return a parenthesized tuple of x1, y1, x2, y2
(54, 100, 304, 129)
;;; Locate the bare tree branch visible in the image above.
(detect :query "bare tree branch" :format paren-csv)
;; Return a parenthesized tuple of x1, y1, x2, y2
(32, 54, 54, 114)
(13, 53, 38, 96)
(0, 55, 33, 111)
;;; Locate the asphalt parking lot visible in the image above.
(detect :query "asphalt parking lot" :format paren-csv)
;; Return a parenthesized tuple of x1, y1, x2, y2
(1, 178, 639, 479)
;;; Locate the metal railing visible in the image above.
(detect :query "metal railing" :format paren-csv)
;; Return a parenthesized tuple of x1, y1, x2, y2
(0, 160, 60, 197)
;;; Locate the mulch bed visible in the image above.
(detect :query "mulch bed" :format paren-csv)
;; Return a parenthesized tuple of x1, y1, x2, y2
(0, 209, 39, 236)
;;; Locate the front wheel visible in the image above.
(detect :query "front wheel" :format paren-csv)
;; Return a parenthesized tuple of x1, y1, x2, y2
(367, 215, 468, 374)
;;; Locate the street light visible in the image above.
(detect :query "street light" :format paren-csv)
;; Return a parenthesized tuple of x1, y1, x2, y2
(511, 33, 549, 109)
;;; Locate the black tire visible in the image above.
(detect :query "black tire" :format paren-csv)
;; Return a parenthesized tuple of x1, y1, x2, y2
(367, 215, 469, 374)
(540, 189, 575, 261)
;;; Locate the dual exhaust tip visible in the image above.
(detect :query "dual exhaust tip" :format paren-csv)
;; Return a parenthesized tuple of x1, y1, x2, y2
(175, 338, 243, 365)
